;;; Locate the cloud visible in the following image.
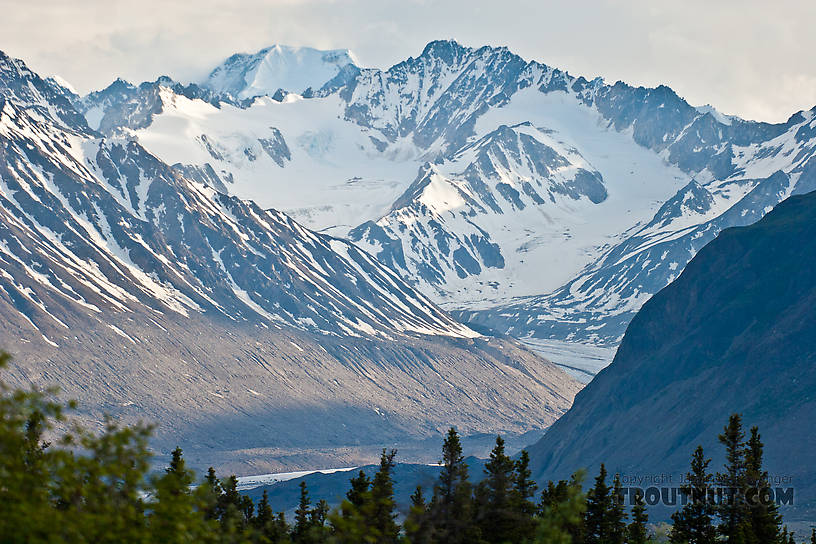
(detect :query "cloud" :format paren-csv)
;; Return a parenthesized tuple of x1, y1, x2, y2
(1, 0, 813, 121)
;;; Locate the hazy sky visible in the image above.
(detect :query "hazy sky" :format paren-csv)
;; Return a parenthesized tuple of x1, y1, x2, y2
(2, 0, 814, 122)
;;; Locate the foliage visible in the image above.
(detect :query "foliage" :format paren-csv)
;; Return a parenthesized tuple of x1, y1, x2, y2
(0, 353, 795, 543)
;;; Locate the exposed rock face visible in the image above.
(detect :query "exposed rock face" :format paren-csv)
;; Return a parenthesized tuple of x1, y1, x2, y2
(0, 49, 580, 472)
(78, 41, 816, 369)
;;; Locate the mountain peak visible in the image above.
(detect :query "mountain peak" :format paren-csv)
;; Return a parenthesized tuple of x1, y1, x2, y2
(420, 39, 469, 58)
(203, 44, 360, 99)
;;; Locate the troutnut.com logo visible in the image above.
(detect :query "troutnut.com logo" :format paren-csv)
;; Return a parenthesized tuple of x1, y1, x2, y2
(616, 474, 795, 506)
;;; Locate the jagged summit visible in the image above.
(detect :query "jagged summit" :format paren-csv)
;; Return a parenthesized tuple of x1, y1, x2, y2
(203, 44, 360, 98)
(74, 40, 816, 378)
(0, 49, 580, 471)
(418, 39, 471, 61)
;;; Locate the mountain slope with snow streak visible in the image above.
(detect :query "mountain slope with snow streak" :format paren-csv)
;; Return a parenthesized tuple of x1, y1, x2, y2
(0, 49, 580, 471)
(78, 40, 816, 374)
(461, 107, 816, 353)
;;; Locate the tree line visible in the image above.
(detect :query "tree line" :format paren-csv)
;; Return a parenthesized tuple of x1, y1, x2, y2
(0, 352, 811, 543)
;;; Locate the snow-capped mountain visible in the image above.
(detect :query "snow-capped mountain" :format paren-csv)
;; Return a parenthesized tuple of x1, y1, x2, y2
(0, 49, 580, 471)
(0, 64, 471, 340)
(204, 45, 360, 99)
(77, 39, 816, 375)
(459, 107, 816, 360)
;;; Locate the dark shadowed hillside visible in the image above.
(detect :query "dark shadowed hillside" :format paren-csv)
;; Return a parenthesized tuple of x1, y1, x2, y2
(526, 187, 816, 519)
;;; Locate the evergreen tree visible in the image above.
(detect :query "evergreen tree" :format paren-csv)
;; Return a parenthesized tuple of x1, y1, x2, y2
(535, 471, 587, 544)
(477, 435, 517, 543)
(53, 419, 154, 543)
(346, 470, 371, 511)
(217, 474, 249, 541)
(628, 487, 649, 544)
(608, 474, 628, 544)
(255, 489, 274, 531)
(584, 464, 612, 544)
(744, 427, 782, 543)
(366, 449, 399, 544)
(273, 513, 292, 544)
(0, 350, 66, 542)
(329, 471, 370, 544)
(514, 449, 539, 542)
(256, 505, 291, 544)
(428, 428, 479, 544)
(201, 467, 222, 522)
(717, 414, 747, 543)
(404, 486, 432, 544)
(671, 446, 717, 544)
(779, 527, 796, 544)
(310, 498, 330, 543)
(292, 481, 313, 544)
(148, 447, 212, 543)
(539, 480, 570, 514)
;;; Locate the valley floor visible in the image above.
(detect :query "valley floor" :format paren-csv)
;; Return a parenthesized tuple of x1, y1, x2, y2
(163, 428, 548, 477)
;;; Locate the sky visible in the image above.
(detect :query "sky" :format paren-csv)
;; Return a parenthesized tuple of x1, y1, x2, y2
(1, 0, 814, 122)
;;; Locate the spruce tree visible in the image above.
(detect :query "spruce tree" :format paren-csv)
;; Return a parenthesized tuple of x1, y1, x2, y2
(56, 419, 154, 543)
(779, 527, 796, 544)
(148, 447, 211, 543)
(202, 467, 222, 521)
(0, 351, 64, 543)
(514, 449, 538, 542)
(330, 471, 370, 543)
(259, 509, 291, 544)
(477, 435, 517, 543)
(628, 488, 649, 544)
(670, 446, 717, 544)
(217, 474, 248, 539)
(536, 471, 587, 544)
(717, 414, 747, 542)
(540, 480, 570, 514)
(608, 474, 628, 544)
(346, 470, 371, 511)
(310, 498, 330, 543)
(584, 464, 612, 544)
(255, 489, 274, 531)
(428, 427, 479, 544)
(744, 426, 782, 543)
(366, 449, 399, 544)
(404, 486, 432, 544)
(292, 481, 313, 543)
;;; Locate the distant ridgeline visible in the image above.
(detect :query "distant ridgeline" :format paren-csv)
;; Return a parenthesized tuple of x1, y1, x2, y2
(74, 39, 816, 354)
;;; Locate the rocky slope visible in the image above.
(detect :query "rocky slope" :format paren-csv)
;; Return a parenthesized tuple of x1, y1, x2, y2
(76, 40, 816, 376)
(0, 49, 580, 472)
(525, 188, 816, 519)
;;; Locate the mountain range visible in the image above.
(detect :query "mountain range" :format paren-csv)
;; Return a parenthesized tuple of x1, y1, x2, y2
(2, 37, 815, 480)
(0, 48, 579, 474)
(73, 40, 816, 378)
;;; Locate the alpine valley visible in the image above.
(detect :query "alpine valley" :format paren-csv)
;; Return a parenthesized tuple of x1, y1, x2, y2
(0, 48, 579, 474)
(1, 37, 815, 476)
(73, 40, 816, 379)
